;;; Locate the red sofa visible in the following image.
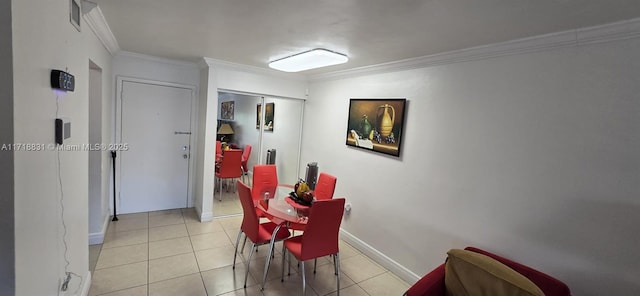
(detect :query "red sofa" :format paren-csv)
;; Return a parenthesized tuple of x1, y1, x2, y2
(405, 246, 571, 296)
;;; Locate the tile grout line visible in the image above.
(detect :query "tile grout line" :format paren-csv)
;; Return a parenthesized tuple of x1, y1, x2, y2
(95, 211, 404, 295)
(356, 282, 373, 296)
(183, 210, 211, 295)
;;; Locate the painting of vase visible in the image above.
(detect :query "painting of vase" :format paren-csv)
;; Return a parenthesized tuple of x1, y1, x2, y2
(345, 98, 407, 157)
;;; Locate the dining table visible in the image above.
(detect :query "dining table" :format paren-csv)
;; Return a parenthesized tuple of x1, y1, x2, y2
(254, 184, 310, 290)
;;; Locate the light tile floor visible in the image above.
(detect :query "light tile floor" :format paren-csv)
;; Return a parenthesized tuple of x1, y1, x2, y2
(212, 193, 243, 217)
(212, 180, 246, 217)
(89, 207, 409, 296)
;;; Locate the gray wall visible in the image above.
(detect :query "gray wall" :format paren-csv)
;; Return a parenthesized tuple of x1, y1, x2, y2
(88, 65, 103, 239)
(304, 34, 640, 295)
(0, 0, 14, 294)
(12, 0, 113, 293)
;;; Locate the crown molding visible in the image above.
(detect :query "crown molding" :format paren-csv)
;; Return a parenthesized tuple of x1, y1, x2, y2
(117, 51, 198, 68)
(201, 57, 307, 81)
(576, 17, 640, 45)
(310, 17, 640, 82)
(83, 6, 120, 55)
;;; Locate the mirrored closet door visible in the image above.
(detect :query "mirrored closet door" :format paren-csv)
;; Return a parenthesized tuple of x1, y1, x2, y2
(214, 91, 304, 217)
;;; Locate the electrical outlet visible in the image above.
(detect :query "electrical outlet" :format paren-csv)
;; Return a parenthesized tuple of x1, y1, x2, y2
(344, 203, 352, 214)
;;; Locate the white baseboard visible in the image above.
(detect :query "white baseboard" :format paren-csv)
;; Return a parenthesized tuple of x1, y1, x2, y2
(199, 210, 213, 222)
(88, 214, 110, 245)
(79, 271, 91, 296)
(340, 229, 420, 285)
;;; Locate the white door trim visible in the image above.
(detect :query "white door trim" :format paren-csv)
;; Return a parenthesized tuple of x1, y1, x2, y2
(115, 76, 199, 212)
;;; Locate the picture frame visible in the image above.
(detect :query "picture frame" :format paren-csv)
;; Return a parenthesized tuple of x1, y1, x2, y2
(221, 101, 234, 120)
(256, 102, 275, 131)
(345, 98, 407, 157)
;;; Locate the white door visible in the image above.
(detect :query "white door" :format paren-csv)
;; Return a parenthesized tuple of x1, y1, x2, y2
(119, 81, 193, 213)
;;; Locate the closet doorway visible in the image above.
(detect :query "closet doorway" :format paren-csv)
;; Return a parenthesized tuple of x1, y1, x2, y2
(213, 91, 304, 217)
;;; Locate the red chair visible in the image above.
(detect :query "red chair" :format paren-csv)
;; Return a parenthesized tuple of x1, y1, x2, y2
(241, 144, 252, 183)
(233, 180, 291, 288)
(215, 141, 222, 161)
(214, 149, 242, 201)
(252, 164, 278, 203)
(314, 172, 337, 200)
(280, 198, 346, 295)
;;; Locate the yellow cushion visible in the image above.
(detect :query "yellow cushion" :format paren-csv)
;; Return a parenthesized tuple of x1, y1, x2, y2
(445, 249, 545, 296)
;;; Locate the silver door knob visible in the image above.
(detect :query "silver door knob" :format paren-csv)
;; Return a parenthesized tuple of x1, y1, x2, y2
(183, 154, 189, 159)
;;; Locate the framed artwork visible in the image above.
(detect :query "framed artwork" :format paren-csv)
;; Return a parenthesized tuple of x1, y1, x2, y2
(221, 101, 234, 120)
(345, 98, 407, 157)
(256, 102, 275, 131)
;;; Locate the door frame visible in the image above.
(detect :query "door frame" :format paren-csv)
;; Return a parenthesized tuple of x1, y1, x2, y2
(217, 88, 305, 182)
(115, 76, 199, 212)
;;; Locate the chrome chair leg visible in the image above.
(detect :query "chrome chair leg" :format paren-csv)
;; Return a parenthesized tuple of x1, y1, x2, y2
(261, 225, 281, 291)
(244, 243, 256, 288)
(233, 230, 242, 269)
(281, 245, 286, 282)
(333, 254, 338, 275)
(240, 236, 248, 254)
(301, 261, 306, 296)
(336, 253, 341, 295)
(314, 258, 317, 273)
(233, 178, 237, 192)
(288, 248, 291, 275)
(218, 178, 223, 201)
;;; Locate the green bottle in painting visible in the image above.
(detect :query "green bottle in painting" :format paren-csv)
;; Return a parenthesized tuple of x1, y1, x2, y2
(360, 114, 372, 139)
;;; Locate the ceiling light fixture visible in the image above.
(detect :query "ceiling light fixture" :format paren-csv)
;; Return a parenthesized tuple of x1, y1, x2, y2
(268, 48, 348, 72)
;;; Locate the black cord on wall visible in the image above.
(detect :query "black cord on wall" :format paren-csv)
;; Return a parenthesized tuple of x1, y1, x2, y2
(55, 95, 82, 295)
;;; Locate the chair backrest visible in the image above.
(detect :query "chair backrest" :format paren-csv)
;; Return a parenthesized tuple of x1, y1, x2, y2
(237, 180, 260, 242)
(241, 145, 252, 171)
(216, 141, 222, 155)
(314, 172, 337, 200)
(252, 164, 278, 201)
(301, 198, 345, 259)
(217, 150, 243, 178)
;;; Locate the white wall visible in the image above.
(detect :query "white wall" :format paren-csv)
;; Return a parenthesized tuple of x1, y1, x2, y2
(212, 61, 308, 100)
(261, 97, 305, 184)
(194, 67, 211, 219)
(12, 0, 113, 294)
(88, 65, 103, 243)
(112, 52, 200, 214)
(91, 44, 114, 248)
(0, 1, 14, 294)
(196, 60, 307, 221)
(304, 37, 640, 295)
(113, 52, 200, 87)
(195, 65, 217, 220)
